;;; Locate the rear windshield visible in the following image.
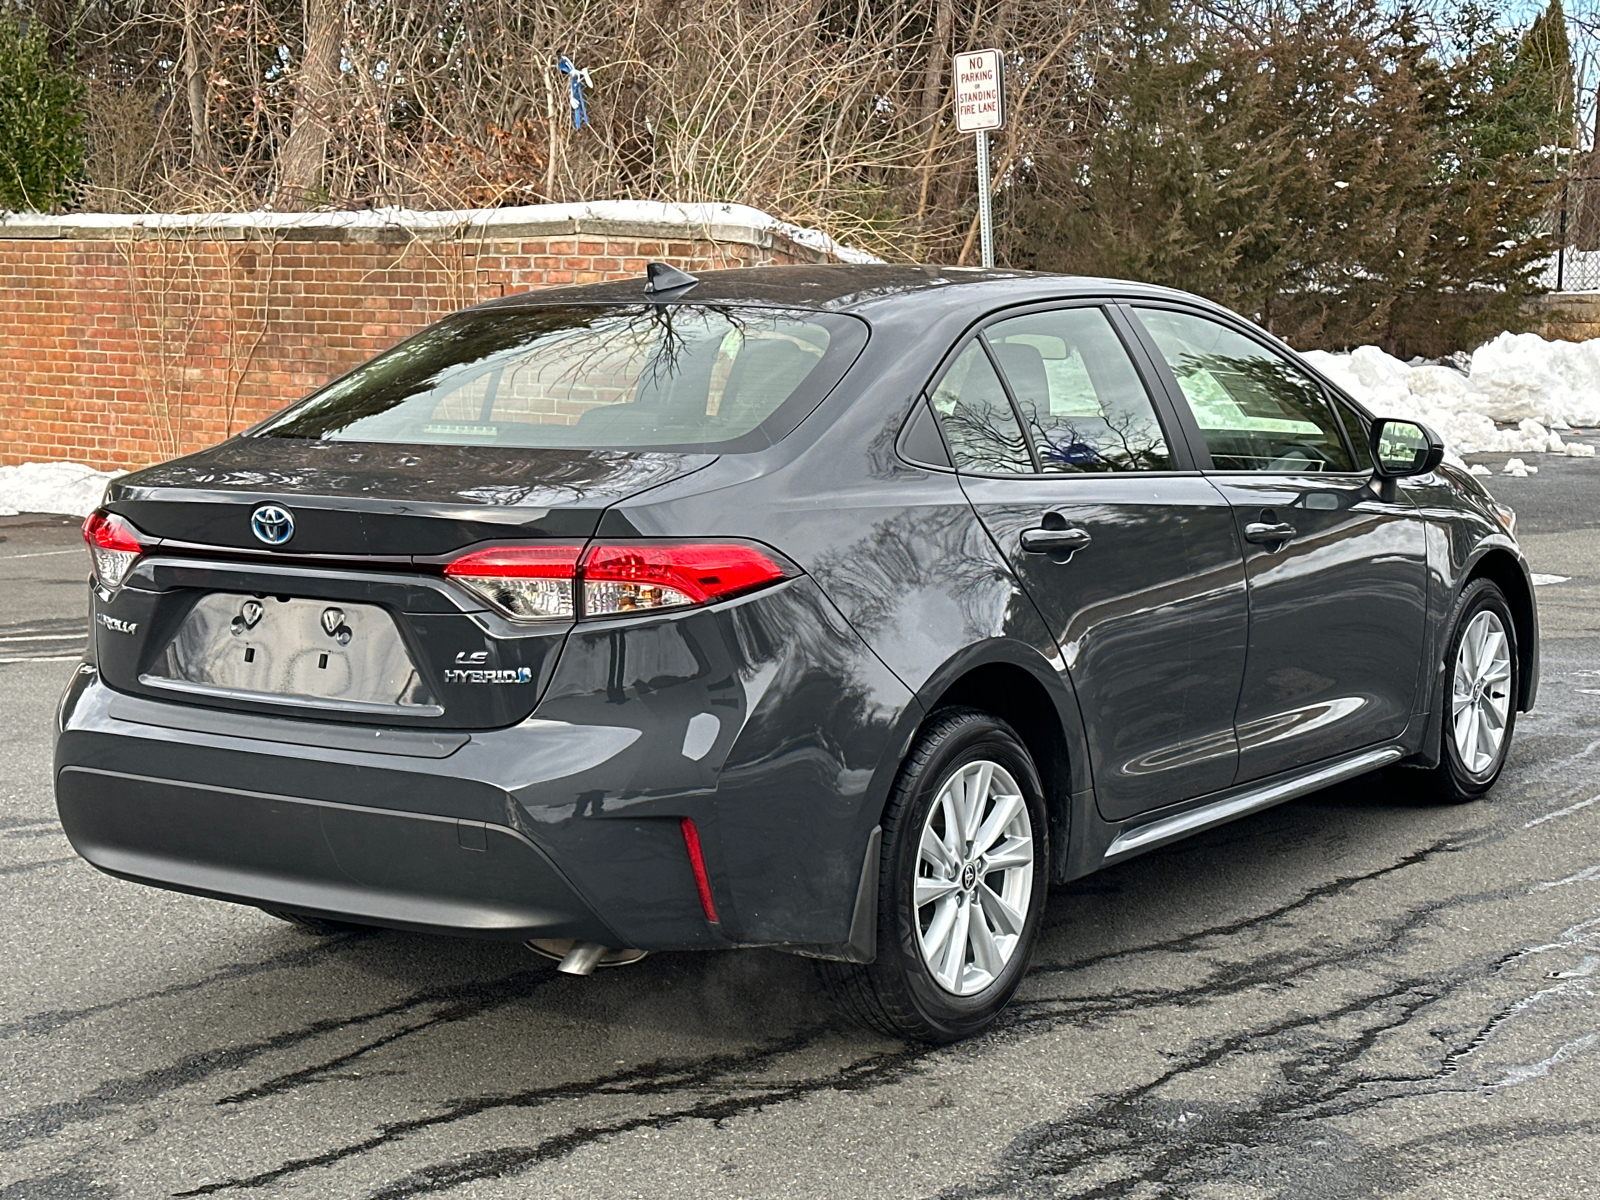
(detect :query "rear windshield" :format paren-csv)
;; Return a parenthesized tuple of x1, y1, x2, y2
(255, 304, 868, 452)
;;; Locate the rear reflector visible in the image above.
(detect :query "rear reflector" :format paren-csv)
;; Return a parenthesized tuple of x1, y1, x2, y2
(439, 541, 790, 622)
(679, 817, 720, 924)
(443, 545, 583, 619)
(82, 510, 142, 588)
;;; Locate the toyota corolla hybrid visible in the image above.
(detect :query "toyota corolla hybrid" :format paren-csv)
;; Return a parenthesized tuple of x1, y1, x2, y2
(56, 264, 1535, 1041)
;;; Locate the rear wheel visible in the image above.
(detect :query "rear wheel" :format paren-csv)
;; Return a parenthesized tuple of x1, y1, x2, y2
(1420, 578, 1519, 803)
(260, 908, 369, 935)
(822, 708, 1049, 1043)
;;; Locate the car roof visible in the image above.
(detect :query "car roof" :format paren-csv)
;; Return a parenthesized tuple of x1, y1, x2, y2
(472, 264, 1227, 321)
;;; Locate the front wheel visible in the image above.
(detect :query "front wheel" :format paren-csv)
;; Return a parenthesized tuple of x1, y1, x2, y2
(1421, 578, 1519, 803)
(822, 708, 1049, 1043)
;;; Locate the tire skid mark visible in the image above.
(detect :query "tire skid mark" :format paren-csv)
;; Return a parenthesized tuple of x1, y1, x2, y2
(0, 969, 554, 1153)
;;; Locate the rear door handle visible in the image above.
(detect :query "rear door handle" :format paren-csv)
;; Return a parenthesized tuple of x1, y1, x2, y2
(1020, 527, 1093, 554)
(1243, 521, 1296, 545)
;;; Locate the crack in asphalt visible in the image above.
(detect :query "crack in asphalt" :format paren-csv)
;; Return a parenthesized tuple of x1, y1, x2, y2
(192, 869, 1545, 1198)
(158, 823, 1570, 1198)
(0, 933, 376, 1041)
(0, 969, 556, 1154)
(359, 1045, 931, 1200)
(0, 856, 75, 876)
(1032, 837, 1466, 979)
(174, 1028, 926, 1197)
(938, 969, 1509, 1200)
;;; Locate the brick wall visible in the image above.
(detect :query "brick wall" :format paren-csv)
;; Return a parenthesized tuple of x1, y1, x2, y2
(0, 204, 859, 470)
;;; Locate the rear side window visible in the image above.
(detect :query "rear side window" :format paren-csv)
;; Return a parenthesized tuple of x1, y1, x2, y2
(929, 343, 1033, 474)
(983, 308, 1171, 472)
(1134, 307, 1355, 473)
(256, 305, 867, 452)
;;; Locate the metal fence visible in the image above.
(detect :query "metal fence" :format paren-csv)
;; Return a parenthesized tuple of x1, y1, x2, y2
(1541, 245, 1600, 293)
(1539, 176, 1600, 293)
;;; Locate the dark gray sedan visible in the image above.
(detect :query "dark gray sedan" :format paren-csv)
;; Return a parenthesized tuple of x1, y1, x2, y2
(56, 265, 1535, 1041)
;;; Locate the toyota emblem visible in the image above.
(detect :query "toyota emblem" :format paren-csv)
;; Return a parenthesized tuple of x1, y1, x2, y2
(250, 504, 295, 546)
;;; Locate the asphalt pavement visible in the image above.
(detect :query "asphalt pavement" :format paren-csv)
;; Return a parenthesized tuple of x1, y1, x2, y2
(3, 452, 1599, 1200)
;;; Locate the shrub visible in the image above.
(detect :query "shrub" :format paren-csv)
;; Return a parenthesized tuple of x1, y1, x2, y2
(0, 9, 85, 212)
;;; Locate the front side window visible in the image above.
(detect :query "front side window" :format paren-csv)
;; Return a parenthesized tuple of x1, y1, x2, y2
(1134, 308, 1354, 473)
(983, 307, 1171, 472)
(1333, 396, 1375, 471)
(929, 342, 1034, 474)
(256, 305, 866, 452)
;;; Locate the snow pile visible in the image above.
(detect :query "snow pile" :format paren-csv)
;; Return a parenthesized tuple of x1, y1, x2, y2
(0, 462, 121, 517)
(1302, 333, 1600, 457)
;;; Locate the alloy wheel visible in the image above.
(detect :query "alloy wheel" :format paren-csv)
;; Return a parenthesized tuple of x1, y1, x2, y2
(1451, 609, 1513, 775)
(914, 759, 1035, 996)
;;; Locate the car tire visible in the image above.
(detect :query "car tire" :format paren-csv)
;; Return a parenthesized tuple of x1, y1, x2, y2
(259, 907, 369, 935)
(1418, 578, 1520, 804)
(822, 707, 1049, 1043)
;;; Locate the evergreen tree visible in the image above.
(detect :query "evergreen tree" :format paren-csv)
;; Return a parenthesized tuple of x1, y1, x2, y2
(0, 8, 85, 211)
(1512, 0, 1576, 150)
(1007, 0, 1556, 358)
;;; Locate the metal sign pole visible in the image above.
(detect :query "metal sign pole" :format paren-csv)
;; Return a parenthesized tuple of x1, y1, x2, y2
(954, 47, 1003, 270)
(976, 129, 994, 269)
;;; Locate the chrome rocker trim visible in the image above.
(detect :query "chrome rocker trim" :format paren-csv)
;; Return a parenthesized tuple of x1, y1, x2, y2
(1102, 745, 1405, 863)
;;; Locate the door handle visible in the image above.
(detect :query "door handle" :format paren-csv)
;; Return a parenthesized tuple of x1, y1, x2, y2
(1243, 521, 1297, 545)
(1020, 527, 1093, 554)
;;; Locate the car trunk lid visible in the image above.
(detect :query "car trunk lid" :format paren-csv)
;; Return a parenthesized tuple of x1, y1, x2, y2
(92, 440, 712, 730)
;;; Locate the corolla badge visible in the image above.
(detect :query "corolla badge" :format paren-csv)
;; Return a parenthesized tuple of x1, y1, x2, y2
(250, 504, 295, 546)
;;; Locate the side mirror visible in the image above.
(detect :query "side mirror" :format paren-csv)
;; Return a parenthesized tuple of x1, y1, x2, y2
(1371, 418, 1445, 477)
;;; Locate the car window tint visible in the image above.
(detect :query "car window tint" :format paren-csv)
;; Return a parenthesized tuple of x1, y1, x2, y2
(929, 343, 1034, 474)
(982, 308, 1171, 473)
(255, 305, 866, 453)
(1333, 396, 1375, 471)
(1134, 308, 1355, 472)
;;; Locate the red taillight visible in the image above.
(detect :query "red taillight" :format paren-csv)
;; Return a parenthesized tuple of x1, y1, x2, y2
(82, 510, 142, 588)
(439, 541, 790, 622)
(582, 543, 788, 616)
(83, 510, 141, 554)
(680, 817, 720, 924)
(443, 545, 583, 619)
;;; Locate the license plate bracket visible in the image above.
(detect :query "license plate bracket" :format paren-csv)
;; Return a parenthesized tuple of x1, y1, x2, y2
(143, 593, 438, 714)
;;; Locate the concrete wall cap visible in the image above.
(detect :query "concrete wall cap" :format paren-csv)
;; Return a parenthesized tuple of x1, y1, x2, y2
(0, 201, 883, 264)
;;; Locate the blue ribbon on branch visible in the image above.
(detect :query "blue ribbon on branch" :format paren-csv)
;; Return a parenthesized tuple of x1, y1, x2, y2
(557, 56, 592, 130)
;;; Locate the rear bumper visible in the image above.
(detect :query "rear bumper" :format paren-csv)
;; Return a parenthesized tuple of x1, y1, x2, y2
(56, 764, 619, 943)
(54, 574, 913, 953)
(53, 668, 724, 948)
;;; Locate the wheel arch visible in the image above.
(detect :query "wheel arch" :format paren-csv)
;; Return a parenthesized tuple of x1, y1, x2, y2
(912, 644, 1090, 883)
(1463, 545, 1539, 712)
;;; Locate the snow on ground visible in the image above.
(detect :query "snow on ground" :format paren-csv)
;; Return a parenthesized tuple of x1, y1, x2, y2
(1302, 333, 1600, 458)
(0, 462, 120, 518)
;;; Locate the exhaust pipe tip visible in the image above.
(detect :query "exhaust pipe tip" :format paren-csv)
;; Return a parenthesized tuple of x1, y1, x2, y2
(526, 938, 647, 975)
(556, 941, 609, 976)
